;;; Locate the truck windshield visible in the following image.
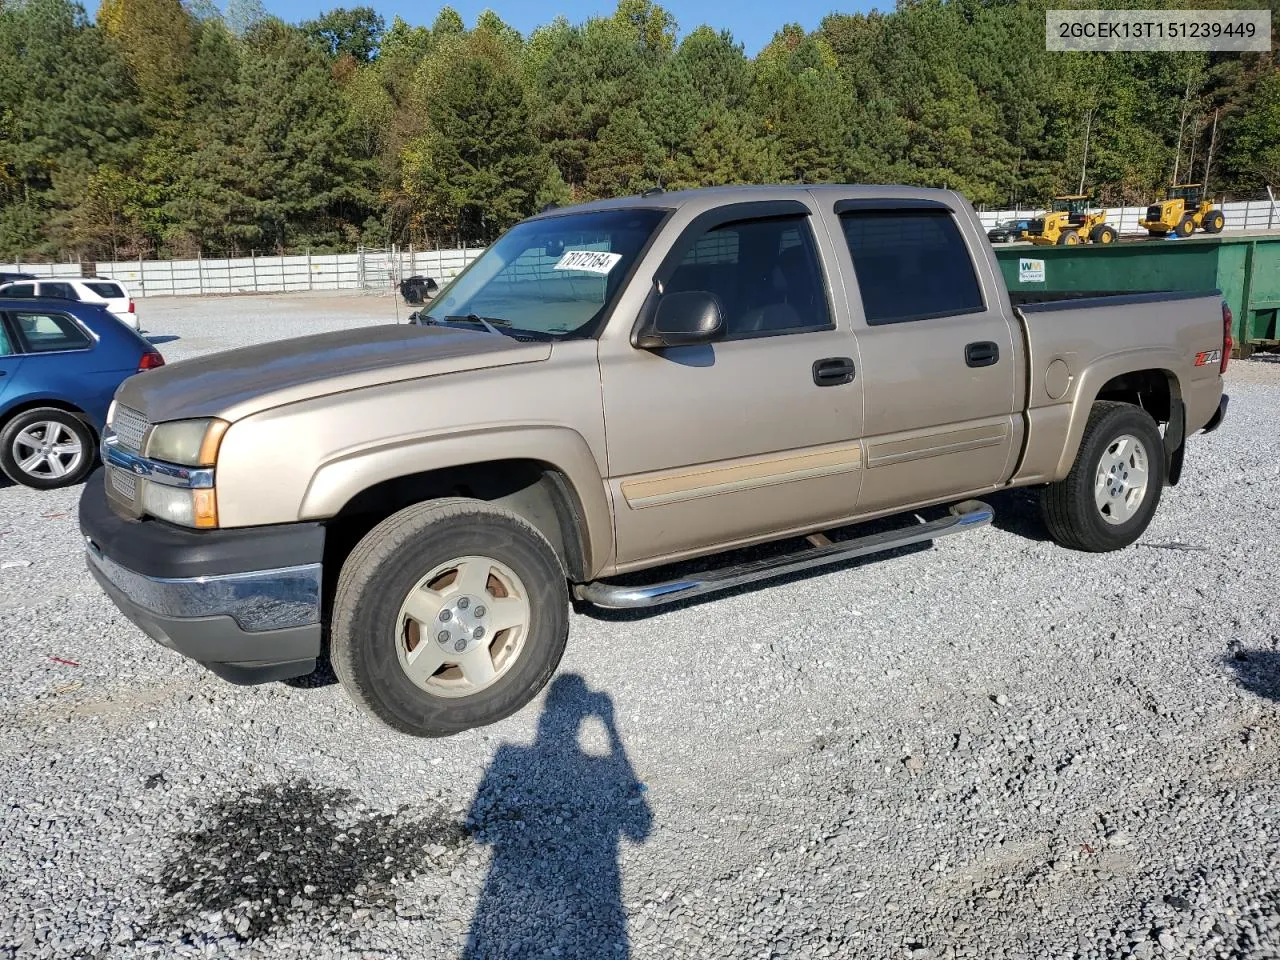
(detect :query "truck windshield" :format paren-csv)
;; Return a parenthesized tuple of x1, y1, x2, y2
(424, 209, 667, 339)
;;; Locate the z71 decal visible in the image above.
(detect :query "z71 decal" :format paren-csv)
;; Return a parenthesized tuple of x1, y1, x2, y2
(1194, 349, 1222, 367)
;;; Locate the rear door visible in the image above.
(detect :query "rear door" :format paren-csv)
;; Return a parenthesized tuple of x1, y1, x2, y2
(6, 307, 120, 428)
(0, 315, 24, 407)
(824, 198, 1023, 512)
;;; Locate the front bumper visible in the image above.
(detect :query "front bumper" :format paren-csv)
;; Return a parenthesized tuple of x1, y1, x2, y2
(79, 471, 324, 684)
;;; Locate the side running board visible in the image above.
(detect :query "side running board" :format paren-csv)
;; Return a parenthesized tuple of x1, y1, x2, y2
(574, 499, 994, 610)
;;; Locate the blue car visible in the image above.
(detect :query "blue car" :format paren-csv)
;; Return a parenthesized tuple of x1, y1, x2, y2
(0, 298, 165, 489)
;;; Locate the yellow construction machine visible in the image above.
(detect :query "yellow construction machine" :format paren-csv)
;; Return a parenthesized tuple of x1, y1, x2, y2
(1137, 183, 1226, 237)
(1022, 195, 1118, 246)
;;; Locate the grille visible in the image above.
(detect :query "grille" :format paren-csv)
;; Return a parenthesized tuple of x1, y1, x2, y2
(1146, 206, 1163, 221)
(1027, 219, 1045, 234)
(111, 405, 149, 453)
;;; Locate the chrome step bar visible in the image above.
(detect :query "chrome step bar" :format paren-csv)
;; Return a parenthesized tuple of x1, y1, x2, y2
(575, 499, 994, 610)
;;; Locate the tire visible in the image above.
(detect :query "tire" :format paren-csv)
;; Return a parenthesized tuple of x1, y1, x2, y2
(1175, 214, 1196, 238)
(1090, 225, 1117, 245)
(1041, 402, 1165, 552)
(1203, 210, 1225, 234)
(0, 407, 97, 489)
(1057, 229, 1081, 246)
(330, 497, 570, 737)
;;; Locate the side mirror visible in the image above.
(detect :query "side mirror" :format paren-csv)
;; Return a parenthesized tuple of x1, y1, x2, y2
(637, 290, 725, 348)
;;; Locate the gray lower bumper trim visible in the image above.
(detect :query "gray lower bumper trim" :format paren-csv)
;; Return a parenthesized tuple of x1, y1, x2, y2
(86, 542, 321, 633)
(575, 499, 994, 610)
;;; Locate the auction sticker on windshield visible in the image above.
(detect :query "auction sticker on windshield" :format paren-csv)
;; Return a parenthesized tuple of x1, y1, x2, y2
(554, 250, 623, 274)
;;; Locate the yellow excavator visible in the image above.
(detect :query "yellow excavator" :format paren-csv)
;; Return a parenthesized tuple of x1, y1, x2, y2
(1022, 195, 1118, 246)
(1137, 183, 1226, 237)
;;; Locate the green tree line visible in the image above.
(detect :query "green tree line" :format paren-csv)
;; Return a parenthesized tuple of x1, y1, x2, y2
(0, 0, 1276, 260)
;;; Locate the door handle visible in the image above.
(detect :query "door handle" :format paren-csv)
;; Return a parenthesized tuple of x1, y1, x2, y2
(965, 341, 1000, 368)
(812, 356, 855, 386)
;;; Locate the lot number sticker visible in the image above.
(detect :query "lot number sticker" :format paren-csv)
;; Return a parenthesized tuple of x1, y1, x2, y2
(1019, 258, 1046, 283)
(554, 250, 622, 274)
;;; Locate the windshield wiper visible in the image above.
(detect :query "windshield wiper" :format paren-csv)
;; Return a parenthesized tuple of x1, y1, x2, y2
(419, 312, 555, 342)
(445, 314, 512, 336)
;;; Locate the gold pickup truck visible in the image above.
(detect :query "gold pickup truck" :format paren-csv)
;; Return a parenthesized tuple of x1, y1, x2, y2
(79, 185, 1230, 737)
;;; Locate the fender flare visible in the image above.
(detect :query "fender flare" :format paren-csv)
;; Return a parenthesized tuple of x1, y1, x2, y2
(1052, 350, 1183, 481)
(298, 424, 614, 577)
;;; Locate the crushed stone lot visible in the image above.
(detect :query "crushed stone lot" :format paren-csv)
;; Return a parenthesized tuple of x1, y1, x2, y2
(2, 292, 1279, 960)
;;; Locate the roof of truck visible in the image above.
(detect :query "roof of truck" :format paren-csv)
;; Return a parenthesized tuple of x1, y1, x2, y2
(526, 183, 969, 220)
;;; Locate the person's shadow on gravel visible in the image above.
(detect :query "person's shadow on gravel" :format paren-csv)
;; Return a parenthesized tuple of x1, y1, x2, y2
(1226, 649, 1280, 701)
(462, 674, 651, 959)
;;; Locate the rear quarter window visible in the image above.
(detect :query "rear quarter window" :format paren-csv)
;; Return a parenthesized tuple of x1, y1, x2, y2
(85, 282, 125, 299)
(840, 209, 985, 325)
(3, 284, 35, 298)
(11, 312, 93, 353)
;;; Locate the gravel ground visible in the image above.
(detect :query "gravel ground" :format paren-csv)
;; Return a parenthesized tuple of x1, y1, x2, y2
(2, 293, 1279, 960)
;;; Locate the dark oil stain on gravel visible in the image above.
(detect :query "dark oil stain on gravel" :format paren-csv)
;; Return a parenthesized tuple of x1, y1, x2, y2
(146, 779, 469, 941)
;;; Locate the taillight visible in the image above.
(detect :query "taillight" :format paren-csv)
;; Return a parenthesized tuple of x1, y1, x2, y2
(128, 299, 136, 314)
(1221, 301, 1232, 374)
(138, 351, 165, 371)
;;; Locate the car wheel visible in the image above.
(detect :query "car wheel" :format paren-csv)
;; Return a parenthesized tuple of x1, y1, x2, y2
(0, 408, 97, 489)
(330, 497, 570, 737)
(1041, 402, 1165, 552)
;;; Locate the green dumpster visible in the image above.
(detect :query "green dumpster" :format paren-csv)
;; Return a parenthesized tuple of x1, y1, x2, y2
(994, 233, 1280, 356)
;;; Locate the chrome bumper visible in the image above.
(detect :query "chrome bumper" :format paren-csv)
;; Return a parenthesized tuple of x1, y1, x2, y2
(85, 540, 321, 633)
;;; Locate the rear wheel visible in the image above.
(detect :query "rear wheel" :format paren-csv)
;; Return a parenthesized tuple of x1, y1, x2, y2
(1203, 210, 1225, 234)
(1175, 214, 1196, 237)
(0, 408, 96, 489)
(1090, 225, 1117, 245)
(1042, 402, 1165, 552)
(330, 497, 570, 737)
(1057, 229, 1081, 246)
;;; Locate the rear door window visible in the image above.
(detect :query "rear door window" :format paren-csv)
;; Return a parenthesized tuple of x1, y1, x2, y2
(11, 311, 93, 352)
(4, 284, 35, 298)
(839, 209, 985, 325)
(41, 282, 81, 300)
(85, 282, 125, 299)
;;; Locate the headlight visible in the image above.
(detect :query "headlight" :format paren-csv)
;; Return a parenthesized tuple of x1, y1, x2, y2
(144, 418, 229, 467)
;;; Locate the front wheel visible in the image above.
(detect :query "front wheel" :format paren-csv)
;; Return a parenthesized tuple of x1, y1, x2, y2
(330, 498, 570, 737)
(1041, 402, 1165, 552)
(1057, 229, 1081, 246)
(1175, 214, 1196, 238)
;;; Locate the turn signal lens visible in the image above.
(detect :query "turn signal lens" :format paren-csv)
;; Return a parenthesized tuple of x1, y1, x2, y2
(193, 489, 219, 529)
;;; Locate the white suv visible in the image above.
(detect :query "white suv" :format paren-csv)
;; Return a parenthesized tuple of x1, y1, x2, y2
(0, 277, 140, 331)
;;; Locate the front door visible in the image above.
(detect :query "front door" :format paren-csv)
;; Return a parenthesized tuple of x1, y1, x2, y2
(598, 202, 864, 568)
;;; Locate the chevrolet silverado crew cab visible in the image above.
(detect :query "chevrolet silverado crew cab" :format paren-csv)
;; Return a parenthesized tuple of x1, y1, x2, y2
(79, 185, 1230, 738)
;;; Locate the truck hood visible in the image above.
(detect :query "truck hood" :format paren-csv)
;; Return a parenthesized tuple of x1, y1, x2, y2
(116, 324, 552, 423)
